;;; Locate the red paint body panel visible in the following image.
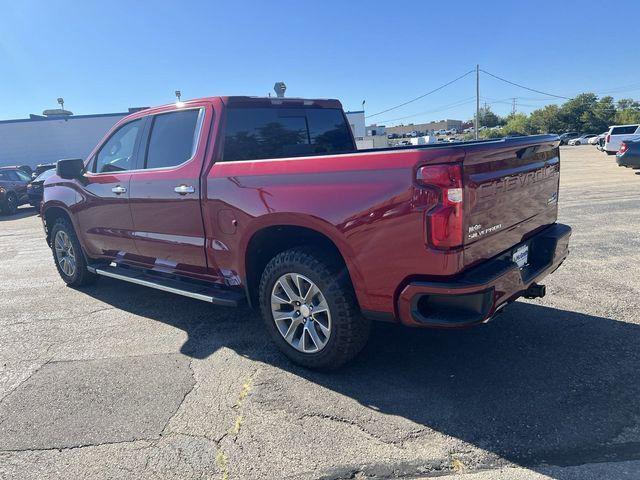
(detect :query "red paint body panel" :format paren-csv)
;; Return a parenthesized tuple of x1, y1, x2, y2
(42, 96, 570, 325)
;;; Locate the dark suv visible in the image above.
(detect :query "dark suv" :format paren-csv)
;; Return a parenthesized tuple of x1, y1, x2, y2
(0, 167, 31, 215)
(558, 132, 580, 145)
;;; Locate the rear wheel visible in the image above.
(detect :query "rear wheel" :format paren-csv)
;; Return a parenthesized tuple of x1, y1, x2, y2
(1, 193, 18, 215)
(50, 217, 97, 287)
(259, 247, 370, 370)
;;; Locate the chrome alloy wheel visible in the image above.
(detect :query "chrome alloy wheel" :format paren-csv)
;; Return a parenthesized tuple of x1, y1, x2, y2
(271, 273, 331, 353)
(54, 230, 77, 277)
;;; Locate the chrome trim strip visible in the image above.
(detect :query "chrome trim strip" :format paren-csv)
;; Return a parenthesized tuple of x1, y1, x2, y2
(92, 267, 214, 303)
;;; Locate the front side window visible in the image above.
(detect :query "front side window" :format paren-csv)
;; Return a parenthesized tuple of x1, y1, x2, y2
(223, 107, 354, 161)
(95, 119, 143, 173)
(14, 170, 31, 182)
(145, 109, 201, 169)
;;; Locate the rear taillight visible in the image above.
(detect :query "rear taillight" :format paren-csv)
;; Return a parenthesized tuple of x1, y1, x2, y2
(606, 134, 611, 143)
(619, 142, 628, 154)
(416, 163, 463, 249)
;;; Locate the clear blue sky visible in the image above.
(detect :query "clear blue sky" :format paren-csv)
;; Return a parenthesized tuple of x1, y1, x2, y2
(2, 0, 639, 126)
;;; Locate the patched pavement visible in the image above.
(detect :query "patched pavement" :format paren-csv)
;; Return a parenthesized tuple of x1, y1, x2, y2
(1, 146, 639, 479)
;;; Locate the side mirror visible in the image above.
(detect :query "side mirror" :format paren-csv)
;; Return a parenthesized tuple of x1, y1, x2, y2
(56, 158, 85, 180)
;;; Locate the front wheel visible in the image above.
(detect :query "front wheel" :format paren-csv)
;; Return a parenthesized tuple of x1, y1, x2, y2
(259, 247, 370, 370)
(50, 217, 97, 287)
(1, 193, 18, 215)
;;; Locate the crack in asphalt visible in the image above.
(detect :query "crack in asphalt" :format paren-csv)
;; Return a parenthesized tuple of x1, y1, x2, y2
(1, 306, 117, 327)
(212, 368, 260, 480)
(0, 355, 54, 406)
(0, 438, 154, 454)
(159, 357, 197, 438)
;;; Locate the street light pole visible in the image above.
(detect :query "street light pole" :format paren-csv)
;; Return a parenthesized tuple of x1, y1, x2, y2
(475, 64, 480, 140)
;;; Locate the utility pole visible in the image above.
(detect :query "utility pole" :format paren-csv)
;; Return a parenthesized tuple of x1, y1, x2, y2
(475, 64, 480, 140)
(511, 97, 517, 116)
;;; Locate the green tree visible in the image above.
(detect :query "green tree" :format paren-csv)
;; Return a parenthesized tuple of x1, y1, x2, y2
(616, 109, 640, 125)
(477, 105, 503, 128)
(617, 98, 640, 111)
(615, 98, 640, 125)
(529, 104, 564, 134)
(558, 93, 598, 132)
(502, 113, 532, 135)
(579, 96, 615, 133)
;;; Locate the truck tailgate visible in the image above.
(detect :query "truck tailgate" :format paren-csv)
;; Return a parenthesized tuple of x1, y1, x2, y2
(462, 136, 561, 268)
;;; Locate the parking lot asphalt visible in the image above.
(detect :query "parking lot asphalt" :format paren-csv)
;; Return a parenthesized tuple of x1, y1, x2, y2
(1, 145, 639, 479)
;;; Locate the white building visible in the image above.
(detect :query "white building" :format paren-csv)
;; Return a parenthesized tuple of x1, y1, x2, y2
(356, 135, 389, 150)
(0, 109, 143, 168)
(366, 124, 386, 137)
(345, 110, 366, 140)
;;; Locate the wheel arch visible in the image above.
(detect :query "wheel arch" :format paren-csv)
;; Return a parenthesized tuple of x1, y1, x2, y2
(242, 223, 365, 309)
(42, 205, 76, 247)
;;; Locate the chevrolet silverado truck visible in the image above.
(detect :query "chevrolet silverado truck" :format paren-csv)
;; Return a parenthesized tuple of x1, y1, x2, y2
(42, 96, 571, 369)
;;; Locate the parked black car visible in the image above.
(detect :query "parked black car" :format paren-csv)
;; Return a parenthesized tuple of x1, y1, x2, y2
(27, 168, 57, 209)
(558, 132, 580, 145)
(0, 167, 31, 215)
(616, 140, 640, 169)
(31, 163, 56, 180)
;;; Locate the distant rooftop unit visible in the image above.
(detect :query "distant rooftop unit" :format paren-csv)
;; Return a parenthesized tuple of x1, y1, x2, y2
(42, 108, 73, 117)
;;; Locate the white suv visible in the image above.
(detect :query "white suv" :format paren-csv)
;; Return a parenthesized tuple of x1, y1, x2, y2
(604, 124, 640, 155)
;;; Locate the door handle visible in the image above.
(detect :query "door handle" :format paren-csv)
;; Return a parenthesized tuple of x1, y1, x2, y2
(174, 184, 195, 195)
(111, 185, 127, 194)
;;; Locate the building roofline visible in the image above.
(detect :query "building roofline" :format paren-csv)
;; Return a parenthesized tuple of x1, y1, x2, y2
(0, 111, 130, 125)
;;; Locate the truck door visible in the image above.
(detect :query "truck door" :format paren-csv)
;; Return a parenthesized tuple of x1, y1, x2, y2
(77, 118, 144, 259)
(128, 105, 223, 282)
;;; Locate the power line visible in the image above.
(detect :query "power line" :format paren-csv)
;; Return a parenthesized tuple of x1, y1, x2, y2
(365, 70, 474, 118)
(378, 97, 476, 124)
(480, 69, 571, 100)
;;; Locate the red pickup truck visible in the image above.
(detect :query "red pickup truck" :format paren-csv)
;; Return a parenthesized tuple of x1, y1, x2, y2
(42, 96, 571, 369)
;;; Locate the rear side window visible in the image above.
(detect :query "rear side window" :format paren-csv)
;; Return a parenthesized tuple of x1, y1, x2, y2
(1, 171, 19, 181)
(95, 119, 143, 173)
(145, 109, 202, 169)
(223, 107, 354, 161)
(611, 125, 639, 135)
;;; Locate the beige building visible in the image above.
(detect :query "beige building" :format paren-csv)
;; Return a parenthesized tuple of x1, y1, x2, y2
(386, 119, 463, 136)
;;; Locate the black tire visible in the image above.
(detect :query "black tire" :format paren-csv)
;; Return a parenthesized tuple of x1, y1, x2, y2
(259, 247, 370, 370)
(50, 217, 97, 287)
(1, 192, 18, 215)
(606, 150, 617, 156)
